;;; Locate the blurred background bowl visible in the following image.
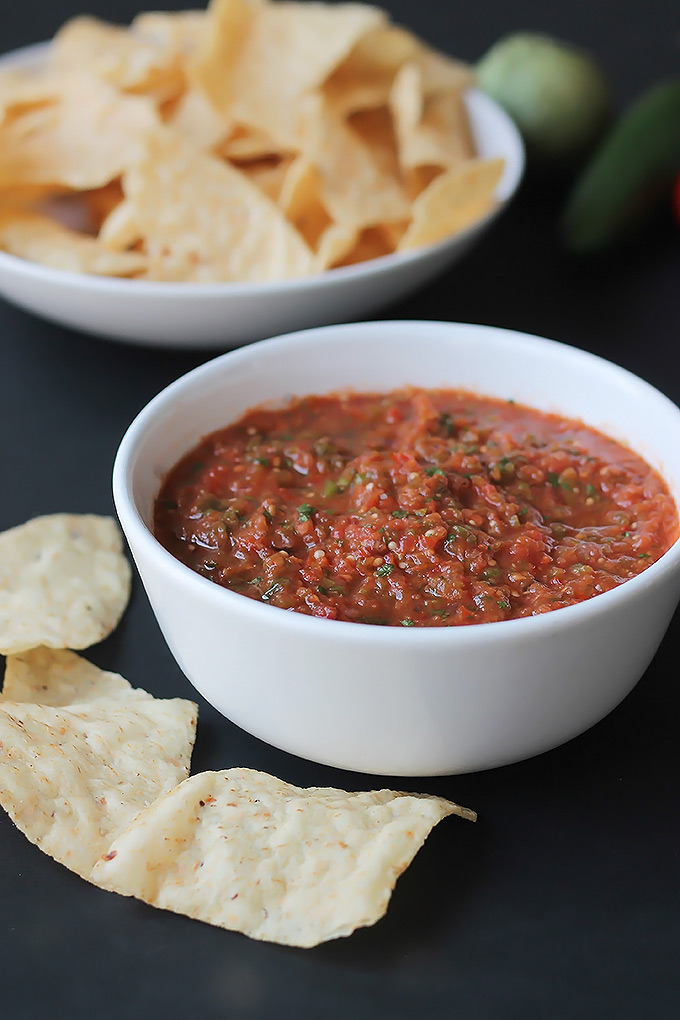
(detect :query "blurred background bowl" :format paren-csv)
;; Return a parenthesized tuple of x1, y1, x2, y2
(0, 43, 524, 349)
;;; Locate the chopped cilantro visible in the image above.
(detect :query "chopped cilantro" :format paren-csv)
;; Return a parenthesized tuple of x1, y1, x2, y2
(255, 457, 270, 467)
(317, 585, 328, 595)
(447, 525, 477, 544)
(497, 599, 510, 609)
(376, 564, 393, 577)
(297, 503, 316, 521)
(425, 466, 446, 477)
(391, 509, 408, 519)
(439, 412, 455, 436)
(482, 566, 501, 582)
(548, 472, 560, 488)
(585, 484, 598, 497)
(401, 618, 415, 627)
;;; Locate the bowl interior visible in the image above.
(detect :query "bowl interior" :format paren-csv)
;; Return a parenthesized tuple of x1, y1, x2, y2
(121, 321, 680, 533)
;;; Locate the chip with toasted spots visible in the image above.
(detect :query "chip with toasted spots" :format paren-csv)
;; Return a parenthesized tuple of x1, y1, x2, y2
(92, 767, 475, 947)
(0, 650, 197, 880)
(0, 514, 131, 656)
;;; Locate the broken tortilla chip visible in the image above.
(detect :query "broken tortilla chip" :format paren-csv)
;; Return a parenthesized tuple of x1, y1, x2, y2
(92, 767, 475, 947)
(0, 514, 131, 655)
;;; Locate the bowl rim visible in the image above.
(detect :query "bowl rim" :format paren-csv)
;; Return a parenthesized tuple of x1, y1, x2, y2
(112, 319, 680, 647)
(0, 41, 525, 296)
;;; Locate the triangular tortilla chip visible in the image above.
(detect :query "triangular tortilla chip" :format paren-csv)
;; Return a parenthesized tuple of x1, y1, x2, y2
(0, 208, 146, 276)
(390, 63, 475, 172)
(0, 514, 131, 656)
(0, 73, 158, 190)
(191, 0, 385, 148)
(100, 127, 314, 282)
(0, 651, 197, 880)
(398, 158, 504, 250)
(0, 647, 148, 706)
(92, 768, 475, 947)
(51, 16, 184, 102)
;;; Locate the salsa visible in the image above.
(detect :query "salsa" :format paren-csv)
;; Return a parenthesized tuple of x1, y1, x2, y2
(154, 388, 679, 627)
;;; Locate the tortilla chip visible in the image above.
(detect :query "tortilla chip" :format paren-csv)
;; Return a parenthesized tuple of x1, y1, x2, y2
(398, 158, 504, 250)
(131, 9, 208, 58)
(0, 653, 197, 879)
(0, 73, 158, 190)
(0, 647, 149, 706)
(167, 88, 231, 149)
(92, 768, 475, 947)
(348, 105, 402, 182)
(51, 16, 184, 101)
(192, 0, 386, 147)
(0, 514, 132, 656)
(0, 208, 146, 276)
(323, 25, 473, 116)
(314, 222, 359, 269)
(101, 127, 314, 282)
(278, 156, 333, 249)
(239, 156, 291, 202)
(83, 180, 125, 232)
(297, 94, 409, 229)
(322, 25, 414, 115)
(390, 63, 475, 171)
(334, 224, 394, 266)
(219, 123, 286, 161)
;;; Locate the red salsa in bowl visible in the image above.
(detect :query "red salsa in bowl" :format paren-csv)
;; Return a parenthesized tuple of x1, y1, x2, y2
(154, 388, 679, 627)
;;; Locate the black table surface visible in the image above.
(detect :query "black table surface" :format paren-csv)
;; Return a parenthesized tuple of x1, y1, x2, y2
(1, 2, 679, 1017)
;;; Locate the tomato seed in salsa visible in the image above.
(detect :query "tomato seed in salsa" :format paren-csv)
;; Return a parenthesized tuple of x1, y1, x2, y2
(154, 388, 679, 627)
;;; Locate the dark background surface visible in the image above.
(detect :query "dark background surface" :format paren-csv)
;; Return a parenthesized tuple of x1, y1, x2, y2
(1, 2, 679, 1018)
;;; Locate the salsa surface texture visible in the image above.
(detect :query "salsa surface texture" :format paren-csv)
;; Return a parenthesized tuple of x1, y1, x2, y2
(154, 388, 678, 627)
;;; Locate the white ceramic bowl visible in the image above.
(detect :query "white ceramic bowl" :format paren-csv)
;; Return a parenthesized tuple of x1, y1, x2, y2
(113, 320, 680, 775)
(0, 43, 524, 348)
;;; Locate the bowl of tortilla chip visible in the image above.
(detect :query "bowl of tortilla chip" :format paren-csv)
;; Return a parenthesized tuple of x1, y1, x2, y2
(0, 3, 524, 347)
